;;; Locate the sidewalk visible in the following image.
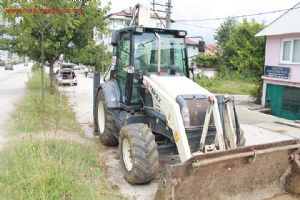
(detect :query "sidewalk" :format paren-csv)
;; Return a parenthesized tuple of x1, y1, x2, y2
(235, 100, 300, 146)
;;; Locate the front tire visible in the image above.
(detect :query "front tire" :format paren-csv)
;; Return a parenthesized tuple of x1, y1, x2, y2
(119, 124, 159, 184)
(95, 90, 118, 146)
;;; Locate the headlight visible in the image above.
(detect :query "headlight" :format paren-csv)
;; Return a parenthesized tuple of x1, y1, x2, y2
(177, 96, 190, 127)
(181, 107, 190, 127)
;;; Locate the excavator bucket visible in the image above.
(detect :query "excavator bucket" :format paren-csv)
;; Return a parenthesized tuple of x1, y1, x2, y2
(155, 140, 300, 200)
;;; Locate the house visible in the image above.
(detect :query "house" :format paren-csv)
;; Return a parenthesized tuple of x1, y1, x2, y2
(185, 38, 199, 66)
(185, 39, 218, 65)
(256, 2, 300, 120)
(205, 44, 218, 55)
(94, 8, 166, 51)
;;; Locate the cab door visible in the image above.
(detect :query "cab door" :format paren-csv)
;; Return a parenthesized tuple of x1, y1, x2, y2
(115, 32, 131, 103)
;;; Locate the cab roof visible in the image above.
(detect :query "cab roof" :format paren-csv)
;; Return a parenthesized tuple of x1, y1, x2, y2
(118, 26, 187, 37)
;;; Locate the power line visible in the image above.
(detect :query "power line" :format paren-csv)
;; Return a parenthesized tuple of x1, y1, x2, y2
(175, 22, 217, 30)
(174, 6, 300, 22)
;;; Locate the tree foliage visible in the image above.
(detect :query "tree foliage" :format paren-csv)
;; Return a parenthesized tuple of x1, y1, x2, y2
(214, 18, 265, 79)
(69, 41, 112, 72)
(225, 19, 265, 78)
(214, 18, 265, 101)
(1, 0, 110, 91)
(214, 17, 238, 49)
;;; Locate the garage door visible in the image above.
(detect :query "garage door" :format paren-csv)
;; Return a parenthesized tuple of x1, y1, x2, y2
(266, 84, 300, 120)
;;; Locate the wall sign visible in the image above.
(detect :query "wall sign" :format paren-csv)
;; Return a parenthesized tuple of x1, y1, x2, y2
(265, 66, 290, 79)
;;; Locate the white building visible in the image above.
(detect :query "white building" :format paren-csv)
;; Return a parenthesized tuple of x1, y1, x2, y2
(94, 8, 166, 51)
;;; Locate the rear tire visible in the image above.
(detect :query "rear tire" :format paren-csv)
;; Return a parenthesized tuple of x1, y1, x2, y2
(119, 124, 159, 184)
(95, 90, 118, 146)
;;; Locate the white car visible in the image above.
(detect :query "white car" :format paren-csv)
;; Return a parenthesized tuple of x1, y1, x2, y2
(55, 64, 78, 86)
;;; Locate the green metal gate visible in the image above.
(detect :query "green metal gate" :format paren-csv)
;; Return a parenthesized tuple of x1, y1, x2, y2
(266, 84, 300, 120)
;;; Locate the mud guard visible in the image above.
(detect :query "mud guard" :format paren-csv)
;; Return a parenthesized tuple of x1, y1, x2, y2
(155, 140, 300, 200)
(93, 72, 120, 134)
(99, 80, 121, 108)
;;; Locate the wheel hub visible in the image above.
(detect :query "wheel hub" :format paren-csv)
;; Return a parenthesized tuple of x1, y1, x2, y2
(122, 138, 133, 171)
(98, 101, 105, 134)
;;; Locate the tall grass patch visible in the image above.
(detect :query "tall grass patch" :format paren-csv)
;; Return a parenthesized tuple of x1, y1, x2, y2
(196, 75, 256, 95)
(0, 140, 124, 200)
(8, 70, 81, 135)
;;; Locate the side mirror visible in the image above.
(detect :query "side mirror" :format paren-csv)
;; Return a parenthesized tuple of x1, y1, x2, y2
(198, 40, 205, 53)
(111, 31, 120, 46)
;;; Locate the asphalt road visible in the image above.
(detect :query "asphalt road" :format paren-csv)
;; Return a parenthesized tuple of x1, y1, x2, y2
(0, 63, 31, 143)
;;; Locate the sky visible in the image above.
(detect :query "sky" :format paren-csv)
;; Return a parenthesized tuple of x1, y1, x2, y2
(100, 0, 300, 44)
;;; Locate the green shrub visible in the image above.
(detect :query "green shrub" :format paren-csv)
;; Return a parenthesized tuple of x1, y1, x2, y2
(250, 79, 263, 104)
(193, 54, 218, 68)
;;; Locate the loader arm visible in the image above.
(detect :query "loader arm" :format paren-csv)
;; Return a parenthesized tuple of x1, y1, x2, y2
(143, 76, 192, 162)
(143, 75, 226, 163)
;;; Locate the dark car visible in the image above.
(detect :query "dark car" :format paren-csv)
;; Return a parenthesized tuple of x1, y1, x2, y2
(4, 64, 14, 70)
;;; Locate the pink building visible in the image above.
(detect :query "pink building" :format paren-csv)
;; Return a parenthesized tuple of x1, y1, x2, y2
(256, 2, 300, 120)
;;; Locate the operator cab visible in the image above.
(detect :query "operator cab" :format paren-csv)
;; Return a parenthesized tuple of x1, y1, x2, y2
(111, 27, 190, 77)
(107, 26, 204, 107)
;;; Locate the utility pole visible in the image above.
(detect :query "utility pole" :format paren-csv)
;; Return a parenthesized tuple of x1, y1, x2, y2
(151, 0, 172, 29)
(166, 0, 172, 29)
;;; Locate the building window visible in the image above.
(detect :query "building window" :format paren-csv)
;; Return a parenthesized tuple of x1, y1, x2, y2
(281, 39, 300, 63)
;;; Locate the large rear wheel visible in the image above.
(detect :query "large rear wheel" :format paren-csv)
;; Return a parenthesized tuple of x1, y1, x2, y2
(119, 124, 159, 184)
(95, 90, 118, 146)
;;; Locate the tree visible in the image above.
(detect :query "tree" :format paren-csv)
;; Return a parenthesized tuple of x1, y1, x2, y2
(69, 41, 112, 72)
(214, 17, 238, 50)
(225, 19, 265, 78)
(214, 17, 238, 72)
(1, 0, 110, 93)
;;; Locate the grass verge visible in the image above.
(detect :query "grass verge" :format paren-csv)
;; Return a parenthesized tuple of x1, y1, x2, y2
(0, 140, 123, 200)
(8, 70, 81, 135)
(2, 70, 124, 199)
(196, 76, 256, 95)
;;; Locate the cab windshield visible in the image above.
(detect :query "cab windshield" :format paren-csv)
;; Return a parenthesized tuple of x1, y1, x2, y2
(134, 32, 187, 75)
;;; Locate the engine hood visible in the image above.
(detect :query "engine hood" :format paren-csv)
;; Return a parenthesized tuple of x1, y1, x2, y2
(149, 75, 212, 100)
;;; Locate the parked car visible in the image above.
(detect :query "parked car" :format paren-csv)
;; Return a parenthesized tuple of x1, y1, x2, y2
(55, 63, 77, 86)
(24, 63, 28, 66)
(4, 64, 14, 70)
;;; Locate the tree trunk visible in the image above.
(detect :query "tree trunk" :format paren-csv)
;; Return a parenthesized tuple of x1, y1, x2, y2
(49, 60, 55, 94)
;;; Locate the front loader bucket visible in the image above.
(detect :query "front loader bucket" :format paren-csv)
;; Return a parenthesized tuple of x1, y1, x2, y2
(155, 140, 300, 200)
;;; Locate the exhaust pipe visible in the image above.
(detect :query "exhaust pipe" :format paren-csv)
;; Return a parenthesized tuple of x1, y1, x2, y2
(155, 33, 161, 74)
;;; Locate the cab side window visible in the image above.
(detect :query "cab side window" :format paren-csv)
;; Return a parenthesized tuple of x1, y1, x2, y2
(116, 33, 131, 101)
(116, 33, 130, 77)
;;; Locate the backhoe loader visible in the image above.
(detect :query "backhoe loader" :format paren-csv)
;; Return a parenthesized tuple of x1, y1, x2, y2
(93, 4, 300, 200)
